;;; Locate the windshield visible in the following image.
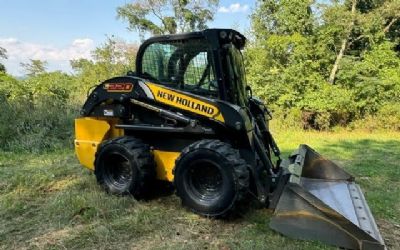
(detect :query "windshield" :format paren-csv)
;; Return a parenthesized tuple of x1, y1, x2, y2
(140, 39, 218, 97)
(226, 45, 248, 107)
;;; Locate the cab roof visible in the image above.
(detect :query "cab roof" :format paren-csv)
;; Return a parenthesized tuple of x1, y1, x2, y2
(140, 29, 247, 50)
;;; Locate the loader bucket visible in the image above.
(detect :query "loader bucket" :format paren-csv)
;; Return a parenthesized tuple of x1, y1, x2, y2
(270, 145, 385, 250)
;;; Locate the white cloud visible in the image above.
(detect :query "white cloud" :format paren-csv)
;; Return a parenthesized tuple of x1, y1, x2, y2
(72, 38, 93, 48)
(218, 3, 249, 13)
(0, 37, 95, 75)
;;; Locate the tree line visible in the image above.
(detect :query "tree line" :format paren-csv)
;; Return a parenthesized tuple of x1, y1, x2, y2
(0, 39, 137, 151)
(246, 0, 400, 130)
(0, 0, 399, 151)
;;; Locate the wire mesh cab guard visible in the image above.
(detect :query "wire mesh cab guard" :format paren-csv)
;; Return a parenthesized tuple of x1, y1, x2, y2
(138, 38, 218, 98)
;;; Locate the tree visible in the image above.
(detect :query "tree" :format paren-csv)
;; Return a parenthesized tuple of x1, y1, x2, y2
(0, 71, 19, 99)
(247, 0, 400, 129)
(117, 0, 219, 39)
(251, 0, 314, 37)
(327, 0, 400, 83)
(247, 0, 320, 106)
(0, 47, 7, 73)
(71, 38, 138, 97)
(20, 59, 47, 77)
(328, 0, 357, 84)
(0, 47, 6, 58)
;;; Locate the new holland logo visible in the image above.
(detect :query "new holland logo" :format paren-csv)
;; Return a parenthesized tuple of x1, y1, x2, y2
(156, 90, 215, 115)
(145, 82, 224, 122)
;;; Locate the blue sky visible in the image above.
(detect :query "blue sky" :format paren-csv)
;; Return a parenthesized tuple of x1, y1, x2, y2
(0, 0, 255, 76)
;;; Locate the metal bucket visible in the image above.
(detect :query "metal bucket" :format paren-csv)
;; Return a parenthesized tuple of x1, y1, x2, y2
(270, 145, 385, 250)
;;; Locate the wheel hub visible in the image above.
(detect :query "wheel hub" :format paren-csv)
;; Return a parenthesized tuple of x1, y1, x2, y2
(188, 160, 223, 201)
(104, 152, 133, 189)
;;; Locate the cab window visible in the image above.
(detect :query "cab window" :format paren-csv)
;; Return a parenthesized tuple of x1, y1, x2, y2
(140, 39, 218, 97)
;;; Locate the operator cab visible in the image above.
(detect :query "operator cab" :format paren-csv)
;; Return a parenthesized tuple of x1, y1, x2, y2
(135, 29, 248, 107)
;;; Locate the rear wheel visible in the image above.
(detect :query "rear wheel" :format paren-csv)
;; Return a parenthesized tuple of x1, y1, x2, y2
(174, 140, 249, 217)
(94, 137, 154, 198)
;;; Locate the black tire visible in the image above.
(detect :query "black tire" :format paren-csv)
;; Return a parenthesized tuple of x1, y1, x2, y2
(174, 140, 249, 217)
(94, 136, 155, 198)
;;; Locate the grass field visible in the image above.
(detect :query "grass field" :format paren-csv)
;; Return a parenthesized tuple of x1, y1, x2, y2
(1, 130, 399, 249)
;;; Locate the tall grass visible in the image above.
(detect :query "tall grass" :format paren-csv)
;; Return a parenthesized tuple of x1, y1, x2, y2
(0, 96, 79, 152)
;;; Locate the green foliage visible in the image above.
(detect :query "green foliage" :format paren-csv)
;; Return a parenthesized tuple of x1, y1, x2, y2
(1, 0, 399, 153)
(20, 59, 48, 77)
(0, 47, 7, 72)
(71, 38, 138, 97)
(117, 0, 219, 38)
(338, 41, 400, 115)
(352, 102, 400, 131)
(0, 72, 20, 98)
(251, 0, 314, 37)
(0, 47, 6, 59)
(0, 38, 138, 152)
(247, 0, 400, 130)
(0, 71, 78, 152)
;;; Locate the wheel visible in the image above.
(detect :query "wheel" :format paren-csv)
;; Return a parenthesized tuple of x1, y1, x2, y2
(94, 136, 155, 198)
(174, 139, 249, 217)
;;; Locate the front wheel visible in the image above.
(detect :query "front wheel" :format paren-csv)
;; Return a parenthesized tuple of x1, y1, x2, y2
(174, 140, 249, 217)
(94, 137, 154, 198)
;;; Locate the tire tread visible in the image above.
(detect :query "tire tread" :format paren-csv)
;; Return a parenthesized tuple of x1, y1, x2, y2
(95, 136, 155, 198)
(174, 139, 249, 217)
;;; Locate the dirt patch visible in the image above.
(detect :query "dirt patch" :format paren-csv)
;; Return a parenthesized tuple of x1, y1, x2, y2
(128, 214, 245, 250)
(40, 177, 79, 194)
(377, 219, 400, 249)
(28, 225, 84, 249)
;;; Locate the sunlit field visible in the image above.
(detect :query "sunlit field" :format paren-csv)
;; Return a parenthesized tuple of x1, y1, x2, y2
(1, 130, 399, 249)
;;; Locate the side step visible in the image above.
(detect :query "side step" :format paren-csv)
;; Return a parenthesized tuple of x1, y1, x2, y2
(270, 145, 385, 250)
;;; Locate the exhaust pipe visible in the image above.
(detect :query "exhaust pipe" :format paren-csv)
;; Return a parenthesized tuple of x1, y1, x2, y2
(270, 145, 385, 250)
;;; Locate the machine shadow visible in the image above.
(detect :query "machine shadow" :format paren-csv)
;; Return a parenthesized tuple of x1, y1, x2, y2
(144, 180, 176, 200)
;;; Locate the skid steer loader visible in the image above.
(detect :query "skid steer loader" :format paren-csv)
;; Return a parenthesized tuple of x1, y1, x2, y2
(74, 29, 385, 249)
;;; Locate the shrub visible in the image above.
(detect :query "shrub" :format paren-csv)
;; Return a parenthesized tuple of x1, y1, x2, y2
(377, 103, 400, 130)
(0, 72, 79, 152)
(0, 96, 78, 152)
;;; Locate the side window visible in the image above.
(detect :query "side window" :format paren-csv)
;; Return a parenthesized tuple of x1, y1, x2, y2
(227, 46, 248, 106)
(139, 39, 218, 97)
(141, 43, 177, 82)
(184, 52, 216, 91)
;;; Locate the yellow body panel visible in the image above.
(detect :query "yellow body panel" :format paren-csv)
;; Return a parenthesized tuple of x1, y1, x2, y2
(107, 119, 125, 138)
(76, 82, 224, 179)
(146, 82, 225, 123)
(75, 117, 179, 182)
(74, 117, 123, 170)
(153, 150, 180, 182)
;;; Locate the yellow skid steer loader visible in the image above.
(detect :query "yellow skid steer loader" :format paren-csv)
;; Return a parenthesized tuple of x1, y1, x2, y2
(74, 29, 384, 249)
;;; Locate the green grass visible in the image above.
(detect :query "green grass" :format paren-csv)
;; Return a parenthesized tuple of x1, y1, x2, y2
(1, 130, 399, 249)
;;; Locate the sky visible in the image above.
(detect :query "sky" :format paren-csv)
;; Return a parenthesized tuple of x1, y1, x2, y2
(0, 0, 255, 76)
